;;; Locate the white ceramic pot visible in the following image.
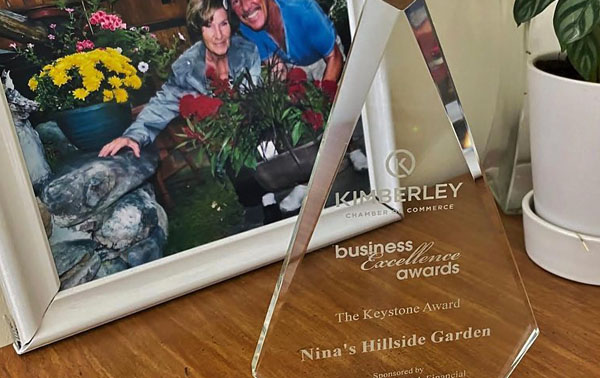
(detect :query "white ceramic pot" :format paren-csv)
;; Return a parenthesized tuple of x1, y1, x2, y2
(528, 53, 600, 236)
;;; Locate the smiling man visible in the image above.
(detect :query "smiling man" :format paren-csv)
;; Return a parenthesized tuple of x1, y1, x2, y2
(230, 0, 344, 81)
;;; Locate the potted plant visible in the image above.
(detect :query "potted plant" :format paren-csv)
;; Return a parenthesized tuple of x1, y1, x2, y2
(11, 3, 182, 105)
(514, 0, 600, 236)
(243, 67, 337, 192)
(177, 67, 338, 192)
(28, 47, 143, 151)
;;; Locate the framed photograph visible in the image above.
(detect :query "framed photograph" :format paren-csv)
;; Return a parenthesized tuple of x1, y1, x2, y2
(0, 0, 400, 353)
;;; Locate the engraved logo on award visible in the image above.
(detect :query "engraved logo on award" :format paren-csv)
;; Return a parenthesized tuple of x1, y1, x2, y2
(385, 149, 416, 179)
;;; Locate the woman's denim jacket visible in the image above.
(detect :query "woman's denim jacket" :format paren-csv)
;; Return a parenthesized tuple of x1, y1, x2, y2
(123, 35, 261, 147)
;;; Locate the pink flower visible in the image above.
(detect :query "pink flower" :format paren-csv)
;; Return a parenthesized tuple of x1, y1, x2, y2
(141, 26, 150, 32)
(90, 11, 126, 31)
(150, 33, 157, 39)
(48, 34, 56, 40)
(76, 40, 95, 52)
(49, 23, 57, 29)
(65, 8, 74, 14)
(9, 43, 16, 49)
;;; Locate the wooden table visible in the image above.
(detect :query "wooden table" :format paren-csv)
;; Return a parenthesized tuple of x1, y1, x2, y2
(0, 212, 598, 377)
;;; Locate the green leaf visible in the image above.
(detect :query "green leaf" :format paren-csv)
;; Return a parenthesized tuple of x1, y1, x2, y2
(554, 0, 600, 45)
(514, 0, 556, 25)
(566, 26, 600, 80)
(291, 121, 304, 146)
(244, 155, 258, 170)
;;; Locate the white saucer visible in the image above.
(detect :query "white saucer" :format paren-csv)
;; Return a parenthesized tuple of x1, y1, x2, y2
(522, 191, 600, 286)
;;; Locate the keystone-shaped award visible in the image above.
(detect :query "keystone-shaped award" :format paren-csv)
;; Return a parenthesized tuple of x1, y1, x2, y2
(252, 0, 538, 376)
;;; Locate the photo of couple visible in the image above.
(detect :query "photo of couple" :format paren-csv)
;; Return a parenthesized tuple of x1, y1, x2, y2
(0, 0, 369, 290)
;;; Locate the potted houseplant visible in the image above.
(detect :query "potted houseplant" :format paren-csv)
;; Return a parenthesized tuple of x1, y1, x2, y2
(28, 47, 143, 151)
(515, 0, 600, 236)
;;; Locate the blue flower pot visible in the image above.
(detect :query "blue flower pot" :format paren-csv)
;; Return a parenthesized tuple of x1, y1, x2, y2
(52, 102, 132, 151)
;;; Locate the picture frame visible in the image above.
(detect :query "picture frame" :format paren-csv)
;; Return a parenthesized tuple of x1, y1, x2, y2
(0, 0, 401, 353)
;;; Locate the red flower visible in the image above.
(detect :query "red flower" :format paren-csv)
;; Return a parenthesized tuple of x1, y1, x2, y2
(302, 110, 324, 131)
(288, 67, 307, 84)
(312, 80, 338, 102)
(288, 83, 306, 103)
(211, 78, 236, 97)
(321, 80, 338, 102)
(179, 94, 223, 120)
(205, 67, 217, 81)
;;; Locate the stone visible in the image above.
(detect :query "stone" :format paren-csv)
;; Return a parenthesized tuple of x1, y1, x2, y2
(60, 253, 102, 290)
(37, 198, 52, 237)
(4, 87, 51, 193)
(14, 117, 52, 193)
(95, 256, 129, 279)
(50, 239, 99, 277)
(49, 223, 92, 245)
(125, 228, 167, 267)
(95, 187, 163, 250)
(41, 149, 158, 227)
(35, 121, 78, 166)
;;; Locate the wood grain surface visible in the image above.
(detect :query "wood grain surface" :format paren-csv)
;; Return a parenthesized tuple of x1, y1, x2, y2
(0, 204, 598, 377)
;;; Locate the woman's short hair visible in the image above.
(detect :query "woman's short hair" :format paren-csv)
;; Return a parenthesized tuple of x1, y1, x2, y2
(186, 0, 238, 39)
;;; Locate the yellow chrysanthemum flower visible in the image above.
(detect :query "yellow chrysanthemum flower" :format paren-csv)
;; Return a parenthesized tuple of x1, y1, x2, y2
(103, 90, 114, 102)
(28, 77, 38, 91)
(113, 88, 128, 103)
(73, 88, 90, 101)
(108, 76, 123, 88)
(123, 75, 142, 90)
(51, 71, 70, 87)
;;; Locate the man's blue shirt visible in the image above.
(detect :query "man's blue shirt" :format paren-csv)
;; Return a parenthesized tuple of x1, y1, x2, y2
(239, 0, 336, 66)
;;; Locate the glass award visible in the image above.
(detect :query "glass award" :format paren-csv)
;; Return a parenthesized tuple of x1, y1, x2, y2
(252, 0, 538, 377)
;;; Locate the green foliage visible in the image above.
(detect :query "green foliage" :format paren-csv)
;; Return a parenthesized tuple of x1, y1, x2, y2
(165, 174, 244, 255)
(33, 73, 78, 111)
(514, 0, 600, 81)
(514, 0, 556, 25)
(19, 5, 179, 88)
(566, 27, 600, 80)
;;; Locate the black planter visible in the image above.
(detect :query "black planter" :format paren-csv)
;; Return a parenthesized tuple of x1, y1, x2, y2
(254, 142, 319, 192)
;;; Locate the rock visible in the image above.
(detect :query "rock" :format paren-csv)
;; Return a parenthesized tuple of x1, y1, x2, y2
(5, 87, 39, 121)
(41, 149, 158, 227)
(37, 198, 52, 237)
(50, 239, 99, 277)
(35, 121, 78, 167)
(125, 228, 167, 267)
(5, 87, 51, 193)
(95, 257, 129, 279)
(49, 223, 92, 245)
(60, 253, 102, 290)
(14, 118, 52, 193)
(95, 187, 162, 250)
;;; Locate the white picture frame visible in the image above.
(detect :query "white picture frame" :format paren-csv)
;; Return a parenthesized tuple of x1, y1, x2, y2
(0, 0, 401, 353)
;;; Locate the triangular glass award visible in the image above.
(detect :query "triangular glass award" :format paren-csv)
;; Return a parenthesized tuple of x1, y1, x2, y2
(252, 0, 538, 377)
